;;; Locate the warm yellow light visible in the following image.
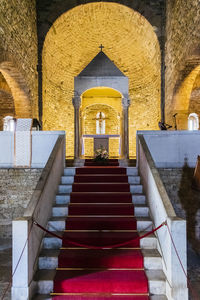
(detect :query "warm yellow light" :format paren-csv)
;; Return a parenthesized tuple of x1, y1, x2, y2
(43, 2, 161, 158)
(174, 65, 200, 111)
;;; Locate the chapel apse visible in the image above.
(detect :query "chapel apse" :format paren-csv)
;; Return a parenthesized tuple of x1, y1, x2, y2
(42, 2, 161, 158)
(81, 87, 122, 157)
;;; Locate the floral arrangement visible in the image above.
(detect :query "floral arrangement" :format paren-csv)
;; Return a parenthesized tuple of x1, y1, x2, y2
(94, 146, 109, 162)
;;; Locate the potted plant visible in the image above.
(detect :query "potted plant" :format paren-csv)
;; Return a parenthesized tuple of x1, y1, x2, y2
(94, 146, 109, 165)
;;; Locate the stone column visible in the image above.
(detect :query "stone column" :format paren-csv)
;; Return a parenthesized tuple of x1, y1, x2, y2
(122, 97, 130, 159)
(73, 96, 81, 159)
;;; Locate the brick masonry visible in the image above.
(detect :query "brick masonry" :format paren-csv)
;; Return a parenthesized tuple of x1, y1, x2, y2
(82, 103, 120, 157)
(0, 168, 42, 238)
(0, 0, 38, 122)
(165, 0, 200, 126)
(42, 2, 162, 157)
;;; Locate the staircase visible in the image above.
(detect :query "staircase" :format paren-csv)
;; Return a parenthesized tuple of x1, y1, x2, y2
(34, 161, 167, 300)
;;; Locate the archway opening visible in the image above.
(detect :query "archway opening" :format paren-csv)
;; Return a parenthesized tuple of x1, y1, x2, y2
(188, 113, 199, 130)
(173, 65, 200, 129)
(81, 87, 122, 158)
(0, 61, 32, 129)
(0, 72, 15, 130)
(42, 2, 161, 158)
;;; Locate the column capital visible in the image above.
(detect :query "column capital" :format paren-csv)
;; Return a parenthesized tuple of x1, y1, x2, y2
(122, 97, 130, 108)
(72, 96, 81, 109)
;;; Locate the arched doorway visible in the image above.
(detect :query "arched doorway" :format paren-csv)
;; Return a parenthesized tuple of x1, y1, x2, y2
(79, 87, 123, 158)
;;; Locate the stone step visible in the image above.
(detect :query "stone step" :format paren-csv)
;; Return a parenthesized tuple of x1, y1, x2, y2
(56, 194, 70, 204)
(35, 269, 165, 295)
(126, 167, 138, 176)
(33, 294, 168, 300)
(42, 231, 157, 250)
(58, 184, 143, 194)
(128, 176, 140, 184)
(61, 175, 141, 185)
(146, 269, 166, 295)
(130, 184, 143, 194)
(64, 168, 76, 176)
(63, 167, 138, 176)
(61, 176, 74, 184)
(48, 217, 152, 232)
(52, 204, 149, 217)
(56, 194, 146, 205)
(38, 249, 162, 270)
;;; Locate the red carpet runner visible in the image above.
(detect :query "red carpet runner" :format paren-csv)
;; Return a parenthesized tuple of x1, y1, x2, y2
(52, 160, 149, 299)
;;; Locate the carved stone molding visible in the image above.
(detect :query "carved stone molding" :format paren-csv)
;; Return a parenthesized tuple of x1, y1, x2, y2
(122, 97, 130, 108)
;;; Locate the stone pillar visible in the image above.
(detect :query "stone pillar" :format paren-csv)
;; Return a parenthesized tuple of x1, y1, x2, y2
(122, 97, 130, 159)
(73, 96, 81, 159)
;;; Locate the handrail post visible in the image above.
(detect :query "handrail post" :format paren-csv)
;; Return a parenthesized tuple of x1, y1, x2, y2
(137, 133, 188, 300)
(12, 134, 65, 299)
(12, 218, 30, 298)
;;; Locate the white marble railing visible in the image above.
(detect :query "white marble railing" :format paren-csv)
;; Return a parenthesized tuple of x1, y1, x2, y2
(12, 135, 65, 299)
(0, 130, 65, 168)
(137, 133, 188, 300)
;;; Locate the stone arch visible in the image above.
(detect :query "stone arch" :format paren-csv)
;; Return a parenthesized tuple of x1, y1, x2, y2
(0, 61, 32, 118)
(171, 45, 200, 129)
(173, 60, 200, 129)
(82, 103, 120, 135)
(43, 2, 161, 158)
(81, 87, 123, 113)
(174, 65, 200, 112)
(188, 113, 199, 130)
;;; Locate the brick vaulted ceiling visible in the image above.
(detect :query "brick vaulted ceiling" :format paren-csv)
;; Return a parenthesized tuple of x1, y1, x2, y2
(42, 2, 161, 158)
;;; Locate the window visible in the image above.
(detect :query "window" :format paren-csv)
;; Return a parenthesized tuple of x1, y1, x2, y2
(3, 116, 15, 131)
(96, 112, 105, 134)
(188, 113, 199, 130)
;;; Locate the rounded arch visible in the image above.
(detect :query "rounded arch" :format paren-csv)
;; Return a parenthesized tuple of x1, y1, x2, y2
(188, 113, 199, 130)
(43, 2, 161, 157)
(174, 65, 200, 112)
(82, 86, 123, 98)
(82, 103, 120, 135)
(0, 61, 32, 118)
(81, 87, 123, 114)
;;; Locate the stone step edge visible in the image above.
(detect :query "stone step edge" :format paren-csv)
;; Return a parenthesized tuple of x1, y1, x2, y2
(33, 294, 167, 300)
(34, 269, 166, 295)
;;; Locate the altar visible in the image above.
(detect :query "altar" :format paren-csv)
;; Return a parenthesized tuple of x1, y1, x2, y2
(82, 134, 121, 157)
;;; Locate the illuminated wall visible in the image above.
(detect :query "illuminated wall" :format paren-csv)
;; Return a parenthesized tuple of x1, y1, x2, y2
(43, 2, 161, 158)
(173, 66, 200, 129)
(81, 87, 121, 158)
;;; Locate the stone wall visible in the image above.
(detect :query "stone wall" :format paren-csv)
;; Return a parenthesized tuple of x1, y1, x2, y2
(159, 167, 200, 251)
(189, 73, 200, 115)
(0, 168, 42, 238)
(0, 0, 38, 118)
(159, 167, 200, 293)
(165, 0, 200, 124)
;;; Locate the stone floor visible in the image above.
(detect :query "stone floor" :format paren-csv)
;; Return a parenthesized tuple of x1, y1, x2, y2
(0, 238, 11, 300)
